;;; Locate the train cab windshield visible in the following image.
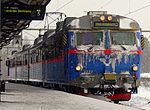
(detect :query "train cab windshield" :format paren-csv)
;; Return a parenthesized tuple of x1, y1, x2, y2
(76, 32, 103, 46)
(110, 31, 135, 45)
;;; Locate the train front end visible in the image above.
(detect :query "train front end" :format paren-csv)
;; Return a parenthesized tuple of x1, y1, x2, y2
(66, 11, 144, 97)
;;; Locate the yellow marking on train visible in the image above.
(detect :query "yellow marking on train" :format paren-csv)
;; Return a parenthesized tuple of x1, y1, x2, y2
(63, 37, 67, 41)
(104, 73, 116, 80)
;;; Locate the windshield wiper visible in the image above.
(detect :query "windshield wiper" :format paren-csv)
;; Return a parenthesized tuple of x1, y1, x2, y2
(87, 45, 94, 51)
(120, 45, 127, 50)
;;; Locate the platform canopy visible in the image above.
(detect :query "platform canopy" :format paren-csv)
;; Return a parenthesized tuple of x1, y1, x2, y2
(1, 0, 51, 49)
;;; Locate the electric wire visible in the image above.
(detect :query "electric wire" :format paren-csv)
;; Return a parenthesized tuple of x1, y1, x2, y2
(34, 0, 74, 28)
(125, 3, 150, 16)
(44, 0, 74, 28)
(55, 0, 74, 11)
(45, 17, 60, 28)
(33, 17, 46, 27)
(23, 31, 37, 38)
(97, 0, 112, 10)
(129, 0, 131, 14)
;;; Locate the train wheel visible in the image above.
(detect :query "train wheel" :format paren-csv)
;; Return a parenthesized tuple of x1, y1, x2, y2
(113, 100, 119, 104)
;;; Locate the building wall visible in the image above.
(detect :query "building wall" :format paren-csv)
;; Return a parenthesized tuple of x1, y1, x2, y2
(0, 45, 21, 80)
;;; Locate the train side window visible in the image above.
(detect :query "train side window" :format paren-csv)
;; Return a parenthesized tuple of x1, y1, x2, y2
(19, 56, 22, 66)
(31, 57, 33, 64)
(39, 49, 41, 61)
(36, 55, 38, 62)
(25, 59, 27, 65)
(6, 59, 10, 66)
(40, 49, 42, 60)
(33, 55, 35, 63)
(9, 58, 15, 67)
(20, 60, 22, 66)
(23, 55, 25, 65)
(38, 49, 41, 62)
(42, 51, 45, 60)
(54, 34, 64, 56)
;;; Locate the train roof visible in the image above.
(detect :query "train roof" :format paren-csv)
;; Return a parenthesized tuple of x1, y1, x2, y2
(63, 11, 140, 30)
(43, 29, 55, 39)
(34, 36, 43, 46)
(22, 44, 31, 50)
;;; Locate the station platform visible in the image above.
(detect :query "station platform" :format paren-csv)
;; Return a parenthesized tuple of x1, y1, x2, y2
(0, 83, 138, 110)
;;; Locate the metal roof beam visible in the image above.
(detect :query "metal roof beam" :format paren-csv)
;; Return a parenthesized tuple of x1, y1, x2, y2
(1, 0, 51, 49)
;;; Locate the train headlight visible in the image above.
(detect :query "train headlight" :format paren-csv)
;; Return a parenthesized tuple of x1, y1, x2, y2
(108, 16, 112, 21)
(75, 65, 82, 71)
(132, 65, 138, 71)
(100, 15, 105, 21)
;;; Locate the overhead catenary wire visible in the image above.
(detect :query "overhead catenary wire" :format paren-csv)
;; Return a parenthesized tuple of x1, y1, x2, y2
(33, 18, 46, 28)
(45, 17, 60, 29)
(34, 0, 74, 28)
(125, 3, 150, 16)
(44, 0, 74, 28)
(44, 12, 67, 29)
(129, 0, 131, 14)
(23, 31, 37, 39)
(55, 0, 74, 11)
(97, 0, 112, 10)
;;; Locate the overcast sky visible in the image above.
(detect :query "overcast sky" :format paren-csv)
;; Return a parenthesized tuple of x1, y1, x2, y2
(26, 0, 150, 40)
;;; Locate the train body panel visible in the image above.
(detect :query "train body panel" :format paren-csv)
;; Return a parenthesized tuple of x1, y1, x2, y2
(45, 57, 66, 83)
(17, 66, 22, 81)
(9, 67, 16, 80)
(30, 62, 42, 82)
(22, 65, 28, 81)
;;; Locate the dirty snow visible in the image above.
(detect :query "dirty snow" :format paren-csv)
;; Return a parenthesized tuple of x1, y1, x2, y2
(121, 76, 150, 110)
(121, 86, 150, 110)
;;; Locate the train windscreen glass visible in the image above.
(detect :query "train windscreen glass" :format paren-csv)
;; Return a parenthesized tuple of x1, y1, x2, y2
(76, 32, 103, 45)
(110, 32, 135, 45)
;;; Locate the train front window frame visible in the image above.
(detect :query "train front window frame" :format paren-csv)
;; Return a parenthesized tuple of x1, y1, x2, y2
(75, 31, 103, 46)
(110, 31, 136, 45)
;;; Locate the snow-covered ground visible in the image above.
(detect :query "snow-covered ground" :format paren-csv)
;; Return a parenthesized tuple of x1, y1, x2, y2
(141, 73, 150, 78)
(121, 73, 150, 110)
(1, 73, 149, 110)
(88, 73, 150, 110)
(121, 86, 150, 110)
(0, 83, 139, 110)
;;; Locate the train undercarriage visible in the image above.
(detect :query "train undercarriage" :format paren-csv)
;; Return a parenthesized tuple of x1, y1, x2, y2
(8, 70, 139, 104)
(67, 72, 138, 103)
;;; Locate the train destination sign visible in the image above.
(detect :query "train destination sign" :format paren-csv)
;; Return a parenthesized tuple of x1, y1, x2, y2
(2, 5, 46, 20)
(94, 22, 119, 27)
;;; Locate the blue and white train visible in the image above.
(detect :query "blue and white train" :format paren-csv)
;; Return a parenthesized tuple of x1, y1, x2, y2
(7, 11, 145, 102)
